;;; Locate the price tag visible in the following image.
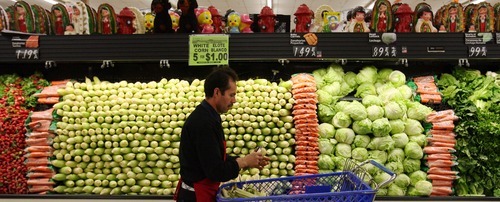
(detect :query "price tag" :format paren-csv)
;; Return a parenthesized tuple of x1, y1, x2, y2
(189, 34, 229, 66)
(293, 46, 319, 58)
(372, 46, 397, 58)
(468, 46, 487, 57)
(15, 48, 39, 60)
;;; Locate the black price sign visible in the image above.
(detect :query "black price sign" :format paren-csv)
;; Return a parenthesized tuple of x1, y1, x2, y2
(16, 49, 39, 60)
(468, 46, 487, 57)
(293, 46, 318, 58)
(372, 46, 397, 58)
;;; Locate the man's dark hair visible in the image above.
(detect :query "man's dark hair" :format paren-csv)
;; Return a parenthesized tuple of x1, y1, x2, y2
(204, 67, 238, 98)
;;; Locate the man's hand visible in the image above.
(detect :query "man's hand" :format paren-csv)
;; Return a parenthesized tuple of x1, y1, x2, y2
(236, 151, 270, 170)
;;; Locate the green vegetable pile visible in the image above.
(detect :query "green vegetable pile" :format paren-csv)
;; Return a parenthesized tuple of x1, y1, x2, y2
(437, 68, 500, 196)
(315, 65, 433, 196)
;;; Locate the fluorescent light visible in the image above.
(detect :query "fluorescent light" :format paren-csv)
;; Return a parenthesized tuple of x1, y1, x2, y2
(43, 0, 59, 4)
(267, 0, 272, 8)
(470, 0, 484, 4)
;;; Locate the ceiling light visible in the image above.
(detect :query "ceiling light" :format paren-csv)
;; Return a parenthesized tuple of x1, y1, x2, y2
(266, 0, 272, 8)
(43, 0, 59, 4)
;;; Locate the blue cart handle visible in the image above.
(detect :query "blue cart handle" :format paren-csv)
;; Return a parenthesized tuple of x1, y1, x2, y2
(358, 160, 397, 190)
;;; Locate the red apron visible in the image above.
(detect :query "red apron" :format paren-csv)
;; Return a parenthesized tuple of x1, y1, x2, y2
(174, 141, 226, 202)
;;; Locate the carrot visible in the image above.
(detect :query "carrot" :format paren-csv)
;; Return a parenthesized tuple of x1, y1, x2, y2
(420, 94, 442, 104)
(27, 120, 52, 132)
(296, 156, 319, 161)
(50, 80, 70, 85)
(27, 178, 55, 186)
(426, 160, 458, 167)
(292, 109, 317, 115)
(423, 147, 456, 154)
(291, 74, 315, 83)
(427, 174, 459, 181)
(29, 185, 53, 193)
(294, 119, 318, 124)
(428, 137, 456, 144)
(293, 98, 318, 105)
(295, 151, 319, 156)
(293, 104, 317, 110)
(26, 158, 50, 167)
(26, 138, 51, 147)
(425, 153, 456, 160)
(292, 83, 316, 89)
(432, 121, 455, 130)
(431, 186, 453, 195)
(413, 76, 435, 83)
(27, 172, 55, 178)
(296, 130, 320, 135)
(293, 93, 317, 99)
(30, 108, 54, 121)
(25, 152, 52, 158)
(295, 146, 317, 151)
(292, 87, 317, 94)
(296, 136, 319, 142)
(430, 142, 456, 148)
(25, 146, 53, 153)
(432, 180, 453, 187)
(27, 132, 55, 139)
(33, 86, 61, 98)
(37, 97, 61, 104)
(295, 169, 319, 174)
(426, 110, 459, 122)
(428, 167, 459, 175)
(295, 160, 318, 166)
(293, 113, 318, 120)
(28, 166, 54, 173)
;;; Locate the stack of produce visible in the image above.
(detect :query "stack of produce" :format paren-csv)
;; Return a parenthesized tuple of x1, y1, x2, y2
(437, 68, 499, 196)
(290, 73, 319, 176)
(25, 108, 57, 194)
(424, 110, 459, 196)
(34, 80, 69, 105)
(412, 76, 442, 104)
(0, 73, 48, 194)
(223, 79, 296, 180)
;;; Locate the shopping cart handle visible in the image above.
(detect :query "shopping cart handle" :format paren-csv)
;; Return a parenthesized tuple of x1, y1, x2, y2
(369, 160, 395, 176)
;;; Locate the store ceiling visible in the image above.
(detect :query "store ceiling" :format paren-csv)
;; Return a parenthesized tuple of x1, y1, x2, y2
(1, 0, 499, 15)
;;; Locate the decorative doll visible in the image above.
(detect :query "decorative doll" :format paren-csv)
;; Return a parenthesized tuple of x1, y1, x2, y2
(97, 4, 117, 35)
(414, 3, 437, 32)
(73, 2, 94, 35)
(239, 14, 253, 33)
(348, 6, 370, 32)
(293, 4, 313, 33)
(177, 0, 198, 33)
(464, 4, 476, 32)
(312, 5, 333, 32)
(208, 6, 223, 33)
(14, 2, 34, 33)
(392, 0, 402, 14)
(258, 6, 276, 33)
(343, 10, 352, 32)
(44, 9, 53, 35)
(117, 7, 136, 34)
(89, 6, 98, 34)
(169, 10, 180, 32)
(0, 6, 8, 31)
(471, 2, 494, 32)
(195, 7, 214, 33)
(52, 4, 70, 35)
(394, 3, 413, 33)
(129, 7, 145, 34)
(371, 0, 392, 32)
(31, 5, 49, 34)
(151, 0, 173, 33)
(5, 6, 15, 32)
(144, 12, 154, 34)
(70, 5, 82, 34)
(227, 11, 240, 33)
(443, 2, 464, 32)
(495, 3, 500, 32)
(434, 6, 445, 30)
(64, 23, 77, 35)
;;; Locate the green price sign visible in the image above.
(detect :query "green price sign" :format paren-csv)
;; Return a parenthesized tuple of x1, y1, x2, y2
(189, 34, 229, 66)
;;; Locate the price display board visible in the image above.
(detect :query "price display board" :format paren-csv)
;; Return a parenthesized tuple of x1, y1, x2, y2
(15, 48, 39, 60)
(293, 46, 318, 58)
(372, 46, 397, 58)
(189, 34, 229, 66)
(468, 46, 487, 57)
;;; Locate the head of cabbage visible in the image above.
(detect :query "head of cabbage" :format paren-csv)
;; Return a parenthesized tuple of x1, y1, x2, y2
(366, 105, 385, 121)
(345, 101, 367, 121)
(318, 104, 335, 123)
(335, 128, 355, 144)
(318, 139, 335, 155)
(318, 154, 335, 170)
(404, 142, 423, 160)
(387, 148, 405, 162)
(384, 101, 407, 120)
(409, 170, 427, 186)
(403, 158, 421, 174)
(392, 133, 409, 148)
(332, 112, 352, 128)
(353, 135, 371, 148)
(318, 123, 335, 139)
(351, 148, 369, 161)
(394, 173, 411, 188)
(335, 143, 352, 158)
(367, 136, 395, 151)
(353, 118, 373, 135)
(372, 118, 392, 137)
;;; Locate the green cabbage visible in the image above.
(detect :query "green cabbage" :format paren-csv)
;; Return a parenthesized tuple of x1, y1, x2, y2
(404, 142, 423, 160)
(398, 85, 413, 99)
(324, 65, 344, 83)
(403, 158, 421, 173)
(334, 128, 355, 144)
(362, 95, 383, 106)
(345, 101, 367, 121)
(353, 135, 371, 148)
(378, 68, 393, 81)
(367, 136, 395, 151)
(372, 118, 392, 137)
(335, 101, 351, 112)
(352, 148, 369, 161)
(318, 123, 335, 139)
(394, 173, 411, 188)
(318, 154, 335, 170)
(368, 150, 388, 164)
(323, 82, 341, 96)
(362, 163, 379, 176)
(409, 134, 427, 147)
(332, 156, 347, 169)
(343, 72, 358, 88)
(332, 112, 352, 128)
(405, 119, 424, 136)
(352, 118, 373, 135)
(318, 104, 335, 123)
(313, 69, 327, 88)
(377, 188, 388, 196)
(384, 101, 406, 120)
(392, 133, 409, 148)
(388, 148, 405, 162)
(318, 139, 334, 154)
(317, 89, 333, 106)
(385, 161, 404, 174)
(356, 66, 378, 84)
(389, 119, 406, 134)
(406, 101, 433, 121)
(414, 180, 433, 196)
(366, 105, 385, 121)
(387, 184, 406, 196)
(355, 83, 377, 98)
(335, 143, 352, 158)
(409, 171, 427, 186)
(374, 172, 392, 187)
(376, 83, 396, 95)
(389, 70, 407, 87)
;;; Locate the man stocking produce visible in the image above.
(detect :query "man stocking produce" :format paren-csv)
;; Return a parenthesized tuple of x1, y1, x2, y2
(175, 67, 269, 201)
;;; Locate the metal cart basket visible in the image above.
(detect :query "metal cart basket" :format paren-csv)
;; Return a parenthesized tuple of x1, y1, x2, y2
(216, 159, 396, 202)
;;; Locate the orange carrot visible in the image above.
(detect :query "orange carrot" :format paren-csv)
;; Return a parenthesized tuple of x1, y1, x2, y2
(25, 146, 53, 153)
(25, 152, 52, 158)
(430, 142, 456, 148)
(432, 121, 455, 130)
(296, 156, 319, 161)
(425, 153, 456, 160)
(426, 160, 457, 167)
(295, 151, 319, 156)
(428, 137, 456, 144)
(428, 167, 459, 175)
(29, 185, 53, 193)
(26, 138, 51, 147)
(27, 178, 55, 186)
(427, 174, 459, 181)
(413, 76, 435, 83)
(431, 186, 453, 195)
(424, 147, 456, 154)
(432, 180, 453, 187)
(420, 94, 442, 104)
(28, 166, 54, 173)
(37, 97, 60, 104)
(27, 172, 55, 178)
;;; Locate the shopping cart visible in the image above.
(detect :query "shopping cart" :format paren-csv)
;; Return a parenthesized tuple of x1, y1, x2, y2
(216, 159, 396, 202)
